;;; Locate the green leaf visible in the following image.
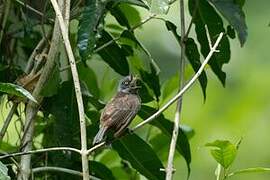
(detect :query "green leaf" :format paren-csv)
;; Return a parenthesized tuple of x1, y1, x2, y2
(0, 82, 37, 103)
(185, 38, 208, 99)
(78, 63, 100, 98)
(77, 0, 106, 62)
(90, 161, 116, 180)
(112, 134, 165, 180)
(41, 66, 60, 97)
(165, 21, 207, 99)
(228, 167, 270, 177)
(120, 30, 160, 74)
(110, 4, 142, 29)
(139, 64, 161, 102)
(150, 0, 169, 14)
(189, 0, 231, 86)
(97, 30, 129, 76)
(0, 161, 10, 180)
(208, 0, 248, 46)
(206, 140, 237, 168)
(114, 0, 148, 9)
(138, 105, 191, 177)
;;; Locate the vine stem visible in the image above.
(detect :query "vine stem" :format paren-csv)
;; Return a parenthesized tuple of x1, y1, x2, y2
(49, 0, 89, 179)
(87, 32, 224, 154)
(165, 0, 186, 179)
(0, 147, 81, 160)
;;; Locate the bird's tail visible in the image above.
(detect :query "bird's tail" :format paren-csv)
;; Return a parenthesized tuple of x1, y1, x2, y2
(93, 127, 107, 145)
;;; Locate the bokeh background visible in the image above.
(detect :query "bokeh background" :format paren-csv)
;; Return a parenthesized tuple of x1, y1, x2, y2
(0, 0, 269, 179)
(134, 0, 270, 179)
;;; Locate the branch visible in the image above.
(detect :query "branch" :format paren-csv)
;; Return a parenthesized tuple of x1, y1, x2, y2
(32, 166, 101, 180)
(0, 147, 81, 160)
(132, 32, 224, 130)
(87, 32, 224, 154)
(93, 14, 156, 54)
(17, 0, 65, 179)
(49, 0, 89, 179)
(165, 0, 186, 179)
(14, 0, 54, 23)
(0, 103, 18, 140)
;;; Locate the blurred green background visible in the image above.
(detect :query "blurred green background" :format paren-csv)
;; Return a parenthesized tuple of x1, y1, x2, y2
(135, 0, 270, 179)
(1, 0, 269, 179)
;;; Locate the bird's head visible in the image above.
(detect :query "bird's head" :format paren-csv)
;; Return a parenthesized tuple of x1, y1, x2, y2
(118, 75, 140, 94)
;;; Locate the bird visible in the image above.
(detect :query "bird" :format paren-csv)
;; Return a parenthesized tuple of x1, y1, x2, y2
(92, 75, 141, 145)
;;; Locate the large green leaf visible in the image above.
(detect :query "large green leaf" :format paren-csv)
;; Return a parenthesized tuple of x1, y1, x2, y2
(112, 134, 165, 180)
(0, 82, 37, 103)
(90, 161, 116, 180)
(109, 4, 142, 29)
(97, 30, 129, 76)
(189, 0, 231, 86)
(0, 161, 10, 180)
(77, 0, 106, 61)
(206, 140, 237, 168)
(165, 21, 207, 99)
(208, 0, 247, 46)
(138, 105, 191, 176)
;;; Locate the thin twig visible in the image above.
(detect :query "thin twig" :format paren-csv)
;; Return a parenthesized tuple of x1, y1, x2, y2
(165, 0, 186, 179)
(49, 0, 89, 179)
(87, 32, 224, 154)
(14, 0, 54, 22)
(0, 147, 81, 160)
(0, 103, 18, 140)
(32, 166, 101, 180)
(93, 14, 156, 54)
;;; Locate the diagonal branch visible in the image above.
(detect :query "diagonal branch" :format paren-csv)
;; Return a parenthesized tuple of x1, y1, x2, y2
(49, 0, 89, 179)
(87, 32, 224, 154)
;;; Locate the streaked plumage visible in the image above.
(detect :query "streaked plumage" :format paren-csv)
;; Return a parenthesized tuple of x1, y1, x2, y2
(93, 75, 141, 145)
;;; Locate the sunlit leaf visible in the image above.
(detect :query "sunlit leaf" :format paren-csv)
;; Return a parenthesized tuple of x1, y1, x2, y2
(150, 0, 169, 14)
(208, 0, 248, 46)
(206, 140, 237, 168)
(0, 82, 37, 103)
(112, 134, 165, 180)
(0, 161, 10, 180)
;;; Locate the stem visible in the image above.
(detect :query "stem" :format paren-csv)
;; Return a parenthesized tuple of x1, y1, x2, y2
(0, 103, 18, 140)
(88, 33, 224, 154)
(49, 0, 89, 179)
(0, 147, 81, 159)
(32, 167, 101, 180)
(0, 0, 11, 45)
(17, 0, 65, 179)
(165, 0, 186, 179)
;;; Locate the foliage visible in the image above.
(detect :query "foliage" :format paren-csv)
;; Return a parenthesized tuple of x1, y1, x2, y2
(206, 139, 270, 180)
(0, 0, 249, 179)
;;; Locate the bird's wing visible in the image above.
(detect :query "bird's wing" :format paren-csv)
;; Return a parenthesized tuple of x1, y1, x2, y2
(100, 93, 140, 137)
